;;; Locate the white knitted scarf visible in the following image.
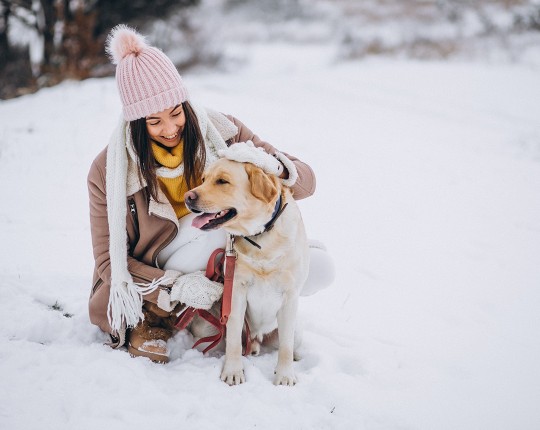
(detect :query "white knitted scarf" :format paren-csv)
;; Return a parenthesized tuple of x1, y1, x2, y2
(105, 103, 235, 332)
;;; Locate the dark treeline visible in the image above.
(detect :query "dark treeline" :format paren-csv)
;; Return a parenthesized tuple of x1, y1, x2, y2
(0, 0, 197, 99)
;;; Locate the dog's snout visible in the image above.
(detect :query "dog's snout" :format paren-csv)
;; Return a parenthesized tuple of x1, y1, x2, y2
(184, 190, 198, 204)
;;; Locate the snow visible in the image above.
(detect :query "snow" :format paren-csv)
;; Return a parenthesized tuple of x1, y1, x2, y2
(1, 44, 540, 429)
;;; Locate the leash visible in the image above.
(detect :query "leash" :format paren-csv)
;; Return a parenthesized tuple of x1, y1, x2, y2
(220, 234, 236, 325)
(174, 306, 224, 353)
(174, 236, 251, 355)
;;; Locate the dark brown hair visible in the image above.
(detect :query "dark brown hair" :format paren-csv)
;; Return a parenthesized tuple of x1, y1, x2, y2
(129, 101, 206, 201)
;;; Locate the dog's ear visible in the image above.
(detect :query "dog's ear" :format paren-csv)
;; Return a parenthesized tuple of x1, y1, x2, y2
(245, 163, 279, 204)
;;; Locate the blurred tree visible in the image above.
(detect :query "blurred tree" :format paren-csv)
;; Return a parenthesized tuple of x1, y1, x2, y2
(1, 0, 199, 98)
(0, 1, 10, 66)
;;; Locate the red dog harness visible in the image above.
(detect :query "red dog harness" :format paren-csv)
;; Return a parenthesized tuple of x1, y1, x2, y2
(174, 236, 251, 355)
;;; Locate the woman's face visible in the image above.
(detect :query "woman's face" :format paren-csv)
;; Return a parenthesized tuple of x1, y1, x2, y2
(145, 104, 186, 148)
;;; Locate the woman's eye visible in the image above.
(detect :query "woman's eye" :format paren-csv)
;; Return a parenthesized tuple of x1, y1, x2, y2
(172, 111, 182, 117)
(216, 178, 229, 185)
(148, 121, 159, 126)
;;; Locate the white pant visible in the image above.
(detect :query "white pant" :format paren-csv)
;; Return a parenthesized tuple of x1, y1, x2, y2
(301, 239, 336, 297)
(157, 213, 335, 295)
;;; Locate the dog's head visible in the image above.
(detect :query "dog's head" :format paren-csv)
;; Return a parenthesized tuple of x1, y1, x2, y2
(185, 158, 281, 236)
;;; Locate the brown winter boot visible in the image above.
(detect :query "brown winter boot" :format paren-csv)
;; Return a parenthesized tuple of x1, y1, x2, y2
(127, 304, 175, 363)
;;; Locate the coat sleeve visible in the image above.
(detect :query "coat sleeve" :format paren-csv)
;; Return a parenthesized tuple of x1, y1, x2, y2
(225, 115, 316, 200)
(87, 150, 164, 304)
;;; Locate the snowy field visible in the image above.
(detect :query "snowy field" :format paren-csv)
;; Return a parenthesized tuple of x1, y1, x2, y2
(1, 44, 540, 429)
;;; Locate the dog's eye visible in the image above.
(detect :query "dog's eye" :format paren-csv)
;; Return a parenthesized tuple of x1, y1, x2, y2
(216, 178, 229, 185)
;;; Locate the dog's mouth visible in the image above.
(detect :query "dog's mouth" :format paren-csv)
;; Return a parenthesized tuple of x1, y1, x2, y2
(191, 208, 237, 231)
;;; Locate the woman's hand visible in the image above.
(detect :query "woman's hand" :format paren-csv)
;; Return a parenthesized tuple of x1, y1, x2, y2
(170, 271, 224, 310)
(218, 140, 285, 177)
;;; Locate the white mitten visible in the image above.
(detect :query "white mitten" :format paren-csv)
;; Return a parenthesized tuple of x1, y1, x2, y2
(218, 141, 284, 176)
(170, 271, 224, 310)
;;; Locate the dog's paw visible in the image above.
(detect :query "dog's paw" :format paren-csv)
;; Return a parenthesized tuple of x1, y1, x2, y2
(273, 366, 297, 386)
(221, 360, 245, 386)
(221, 369, 245, 385)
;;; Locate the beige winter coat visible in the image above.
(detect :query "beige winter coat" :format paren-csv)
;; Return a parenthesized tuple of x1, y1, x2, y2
(87, 114, 316, 336)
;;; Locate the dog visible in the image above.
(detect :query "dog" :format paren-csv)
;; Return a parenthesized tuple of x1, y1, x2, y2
(185, 158, 309, 386)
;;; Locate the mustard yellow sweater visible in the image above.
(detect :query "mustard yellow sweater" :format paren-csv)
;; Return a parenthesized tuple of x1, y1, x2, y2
(152, 141, 194, 219)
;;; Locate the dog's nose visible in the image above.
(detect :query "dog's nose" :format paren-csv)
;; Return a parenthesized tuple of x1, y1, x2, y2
(184, 190, 198, 204)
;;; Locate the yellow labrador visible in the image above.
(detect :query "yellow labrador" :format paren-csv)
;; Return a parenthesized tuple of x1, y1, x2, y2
(185, 158, 309, 386)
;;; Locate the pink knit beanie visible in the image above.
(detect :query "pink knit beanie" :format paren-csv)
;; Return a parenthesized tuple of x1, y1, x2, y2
(106, 25, 189, 121)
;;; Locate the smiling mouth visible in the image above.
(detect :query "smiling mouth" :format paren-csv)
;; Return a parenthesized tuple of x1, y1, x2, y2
(162, 132, 179, 141)
(191, 208, 238, 230)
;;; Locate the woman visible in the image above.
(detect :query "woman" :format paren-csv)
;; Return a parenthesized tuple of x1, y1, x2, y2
(88, 25, 334, 363)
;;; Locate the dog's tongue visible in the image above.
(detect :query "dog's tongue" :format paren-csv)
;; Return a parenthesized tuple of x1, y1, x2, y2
(192, 212, 216, 229)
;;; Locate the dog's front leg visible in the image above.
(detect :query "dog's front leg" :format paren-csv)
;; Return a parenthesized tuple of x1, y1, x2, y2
(274, 294, 299, 386)
(221, 281, 248, 386)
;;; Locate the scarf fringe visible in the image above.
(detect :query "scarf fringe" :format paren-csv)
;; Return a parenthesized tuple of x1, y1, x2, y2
(107, 275, 172, 331)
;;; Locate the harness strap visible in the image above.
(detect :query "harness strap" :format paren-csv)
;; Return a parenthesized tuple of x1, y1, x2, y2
(206, 247, 225, 281)
(192, 310, 224, 354)
(174, 240, 251, 355)
(175, 307, 197, 331)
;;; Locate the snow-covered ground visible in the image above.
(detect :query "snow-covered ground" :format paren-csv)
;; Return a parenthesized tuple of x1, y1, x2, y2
(1, 44, 539, 429)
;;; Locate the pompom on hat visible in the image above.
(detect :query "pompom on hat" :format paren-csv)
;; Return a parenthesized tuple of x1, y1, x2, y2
(106, 24, 189, 121)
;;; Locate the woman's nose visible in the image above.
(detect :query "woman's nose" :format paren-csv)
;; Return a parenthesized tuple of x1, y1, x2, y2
(161, 119, 177, 135)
